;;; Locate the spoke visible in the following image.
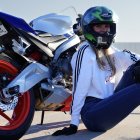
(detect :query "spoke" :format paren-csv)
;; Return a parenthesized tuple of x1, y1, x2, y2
(0, 110, 12, 122)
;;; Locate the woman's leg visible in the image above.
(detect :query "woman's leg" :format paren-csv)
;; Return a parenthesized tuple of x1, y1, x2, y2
(115, 61, 140, 92)
(81, 84, 140, 132)
(114, 65, 136, 93)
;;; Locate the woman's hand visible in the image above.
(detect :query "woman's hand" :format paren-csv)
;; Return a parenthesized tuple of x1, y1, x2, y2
(52, 124, 78, 136)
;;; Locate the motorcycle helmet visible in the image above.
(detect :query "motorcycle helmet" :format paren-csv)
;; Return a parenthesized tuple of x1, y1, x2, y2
(81, 6, 118, 49)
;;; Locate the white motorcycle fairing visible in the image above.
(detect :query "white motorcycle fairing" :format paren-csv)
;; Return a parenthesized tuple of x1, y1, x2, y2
(2, 62, 50, 96)
(31, 13, 73, 36)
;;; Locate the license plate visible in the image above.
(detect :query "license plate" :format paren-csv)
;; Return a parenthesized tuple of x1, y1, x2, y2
(0, 23, 8, 36)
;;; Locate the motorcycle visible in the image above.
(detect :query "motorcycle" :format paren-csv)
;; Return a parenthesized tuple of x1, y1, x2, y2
(0, 11, 80, 140)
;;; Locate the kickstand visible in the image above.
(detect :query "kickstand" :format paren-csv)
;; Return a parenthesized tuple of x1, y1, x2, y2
(40, 110, 45, 125)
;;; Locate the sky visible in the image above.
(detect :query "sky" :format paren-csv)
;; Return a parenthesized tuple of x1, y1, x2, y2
(0, 0, 140, 42)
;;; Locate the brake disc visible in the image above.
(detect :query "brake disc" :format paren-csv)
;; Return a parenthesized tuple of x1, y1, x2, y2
(0, 96, 18, 111)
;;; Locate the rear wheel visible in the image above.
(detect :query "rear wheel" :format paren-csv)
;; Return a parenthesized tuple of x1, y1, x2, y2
(0, 55, 35, 140)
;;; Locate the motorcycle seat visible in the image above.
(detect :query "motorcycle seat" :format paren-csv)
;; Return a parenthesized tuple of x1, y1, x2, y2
(47, 38, 67, 51)
(36, 31, 69, 51)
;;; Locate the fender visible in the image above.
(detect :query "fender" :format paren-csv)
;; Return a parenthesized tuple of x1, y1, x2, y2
(2, 62, 51, 96)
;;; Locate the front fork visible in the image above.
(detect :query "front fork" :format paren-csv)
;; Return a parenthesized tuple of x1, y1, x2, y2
(2, 62, 50, 99)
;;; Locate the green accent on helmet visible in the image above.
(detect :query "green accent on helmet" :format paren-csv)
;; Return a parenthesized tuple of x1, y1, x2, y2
(92, 8, 103, 21)
(85, 33, 96, 42)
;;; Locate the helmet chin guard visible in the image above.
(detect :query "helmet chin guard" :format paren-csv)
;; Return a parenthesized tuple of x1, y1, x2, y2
(96, 35, 114, 49)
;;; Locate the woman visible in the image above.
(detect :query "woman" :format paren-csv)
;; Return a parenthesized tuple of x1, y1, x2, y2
(52, 6, 140, 136)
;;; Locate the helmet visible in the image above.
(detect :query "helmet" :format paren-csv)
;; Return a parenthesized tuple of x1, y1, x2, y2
(81, 6, 118, 49)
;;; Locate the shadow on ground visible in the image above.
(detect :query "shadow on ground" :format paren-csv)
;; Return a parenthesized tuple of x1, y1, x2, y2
(24, 120, 104, 140)
(26, 120, 70, 135)
(25, 130, 103, 140)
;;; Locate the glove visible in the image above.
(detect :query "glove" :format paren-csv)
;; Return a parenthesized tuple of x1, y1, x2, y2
(52, 124, 78, 136)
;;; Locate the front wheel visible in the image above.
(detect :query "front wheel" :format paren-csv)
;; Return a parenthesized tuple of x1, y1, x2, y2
(0, 55, 35, 140)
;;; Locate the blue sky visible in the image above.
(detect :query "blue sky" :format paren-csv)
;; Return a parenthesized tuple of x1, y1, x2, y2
(0, 0, 140, 42)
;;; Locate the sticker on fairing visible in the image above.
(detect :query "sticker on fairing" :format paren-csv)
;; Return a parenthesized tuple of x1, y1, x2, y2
(0, 22, 8, 36)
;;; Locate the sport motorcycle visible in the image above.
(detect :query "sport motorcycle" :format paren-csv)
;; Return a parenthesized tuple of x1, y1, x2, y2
(0, 11, 80, 140)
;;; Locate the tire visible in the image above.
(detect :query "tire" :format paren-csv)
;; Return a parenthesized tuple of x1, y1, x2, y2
(0, 54, 35, 140)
